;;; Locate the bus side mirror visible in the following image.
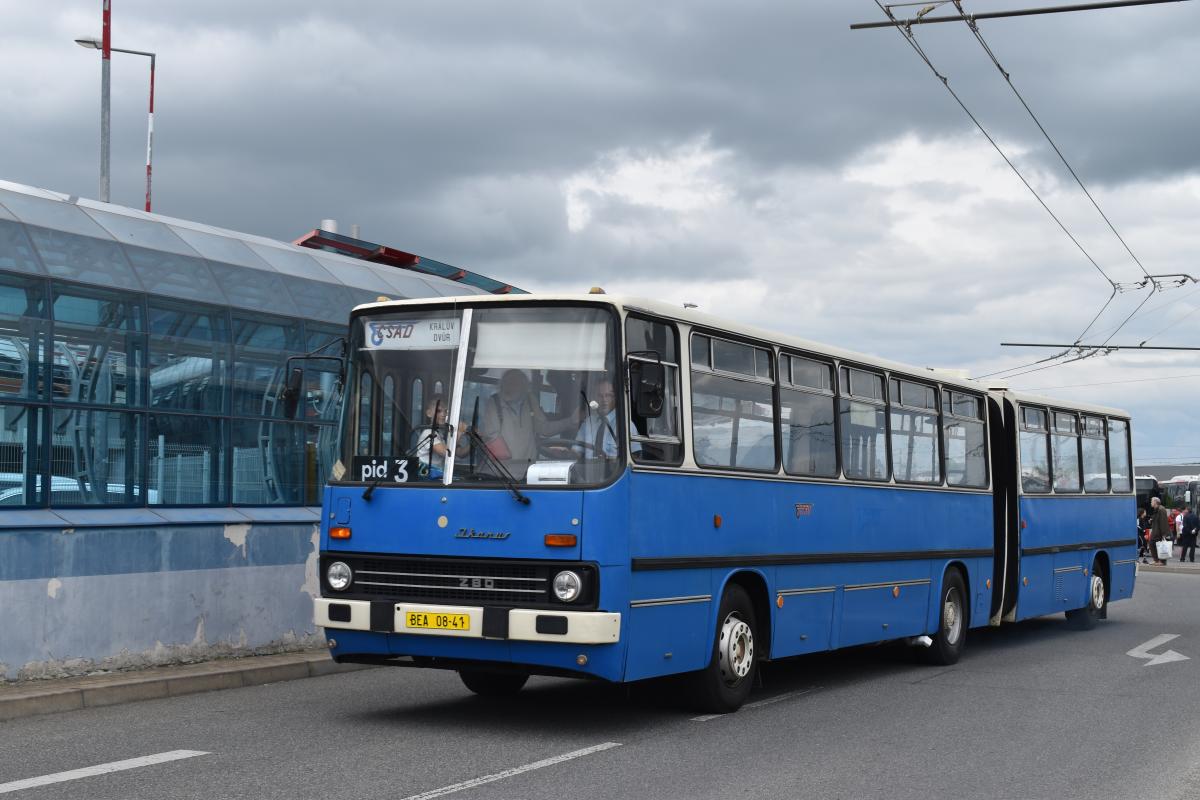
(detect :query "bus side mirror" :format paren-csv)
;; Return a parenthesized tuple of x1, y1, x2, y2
(630, 361, 665, 419)
(280, 366, 304, 418)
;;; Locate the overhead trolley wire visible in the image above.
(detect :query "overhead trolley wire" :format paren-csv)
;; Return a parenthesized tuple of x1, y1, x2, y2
(950, 1, 1151, 278)
(872, 0, 1121, 290)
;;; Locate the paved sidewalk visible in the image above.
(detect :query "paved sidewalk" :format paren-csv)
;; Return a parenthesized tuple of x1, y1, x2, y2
(1138, 545, 1200, 574)
(0, 649, 368, 723)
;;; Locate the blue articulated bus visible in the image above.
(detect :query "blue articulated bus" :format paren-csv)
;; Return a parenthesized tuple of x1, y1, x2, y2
(299, 295, 1136, 712)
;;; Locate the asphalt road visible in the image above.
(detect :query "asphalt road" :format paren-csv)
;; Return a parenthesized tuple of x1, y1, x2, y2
(2, 571, 1198, 800)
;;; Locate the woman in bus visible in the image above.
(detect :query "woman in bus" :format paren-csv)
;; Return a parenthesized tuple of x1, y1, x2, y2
(413, 395, 467, 478)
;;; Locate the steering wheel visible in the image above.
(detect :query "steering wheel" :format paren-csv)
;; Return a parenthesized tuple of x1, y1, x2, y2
(537, 438, 597, 459)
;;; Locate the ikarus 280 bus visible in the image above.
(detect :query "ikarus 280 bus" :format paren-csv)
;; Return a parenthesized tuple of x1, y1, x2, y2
(292, 294, 1136, 712)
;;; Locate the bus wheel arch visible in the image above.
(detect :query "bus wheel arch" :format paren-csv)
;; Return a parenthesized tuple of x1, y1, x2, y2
(1067, 552, 1109, 630)
(687, 573, 767, 713)
(936, 561, 971, 630)
(719, 570, 772, 661)
(922, 564, 969, 666)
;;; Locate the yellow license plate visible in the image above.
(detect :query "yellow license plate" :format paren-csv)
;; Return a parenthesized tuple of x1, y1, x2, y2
(405, 610, 471, 631)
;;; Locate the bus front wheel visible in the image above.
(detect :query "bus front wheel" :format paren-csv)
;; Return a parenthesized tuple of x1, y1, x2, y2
(688, 584, 758, 713)
(458, 669, 529, 697)
(922, 570, 967, 666)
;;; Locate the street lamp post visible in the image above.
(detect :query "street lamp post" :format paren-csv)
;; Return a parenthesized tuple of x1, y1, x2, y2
(76, 34, 157, 212)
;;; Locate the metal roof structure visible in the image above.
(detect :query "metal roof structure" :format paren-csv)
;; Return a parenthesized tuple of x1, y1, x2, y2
(293, 228, 524, 295)
(0, 179, 498, 325)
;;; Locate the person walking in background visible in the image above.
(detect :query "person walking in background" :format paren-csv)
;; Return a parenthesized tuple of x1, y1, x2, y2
(1181, 505, 1199, 563)
(1150, 497, 1172, 566)
(1138, 507, 1150, 563)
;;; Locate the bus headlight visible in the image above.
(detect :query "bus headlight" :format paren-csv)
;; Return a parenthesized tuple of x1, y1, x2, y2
(552, 570, 582, 602)
(326, 561, 353, 592)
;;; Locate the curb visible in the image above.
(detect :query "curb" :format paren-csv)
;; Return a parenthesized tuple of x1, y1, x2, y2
(1140, 563, 1200, 575)
(0, 650, 369, 723)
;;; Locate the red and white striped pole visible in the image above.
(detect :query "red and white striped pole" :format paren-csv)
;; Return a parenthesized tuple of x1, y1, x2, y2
(144, 53, 154, 212)
(99, 0, 112, 203)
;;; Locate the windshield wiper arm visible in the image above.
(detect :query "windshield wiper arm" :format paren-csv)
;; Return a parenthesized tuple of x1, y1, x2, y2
(462, 427, 531, 505)
(364, 399, 445, 502)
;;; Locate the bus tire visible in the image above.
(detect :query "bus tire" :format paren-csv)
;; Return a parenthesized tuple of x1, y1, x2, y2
(922, 570, 967, 666)
(458, 669, 528, 697)
(1066, 562, 1106, 630)
(689, 584, 758, 713)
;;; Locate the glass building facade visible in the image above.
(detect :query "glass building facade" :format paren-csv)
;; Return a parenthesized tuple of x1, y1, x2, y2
(0, 180, 487, 510)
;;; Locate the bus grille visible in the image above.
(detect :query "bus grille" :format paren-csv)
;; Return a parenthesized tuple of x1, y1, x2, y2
(351, 557, 550, 606)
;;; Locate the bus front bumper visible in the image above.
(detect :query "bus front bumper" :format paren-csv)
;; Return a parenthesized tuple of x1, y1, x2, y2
(314, 598, 621, 645)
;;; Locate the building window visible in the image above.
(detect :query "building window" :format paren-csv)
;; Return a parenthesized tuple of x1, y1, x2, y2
(0, 403, 42, 507)
(49, 407, 143, 505)
(148, 414, 226, 505)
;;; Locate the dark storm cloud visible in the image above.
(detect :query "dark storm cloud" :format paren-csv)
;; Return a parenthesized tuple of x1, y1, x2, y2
(4, 0, 1195, 250)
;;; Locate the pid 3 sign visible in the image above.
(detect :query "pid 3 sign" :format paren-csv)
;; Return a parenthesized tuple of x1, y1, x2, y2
(352, 457, 415, 484)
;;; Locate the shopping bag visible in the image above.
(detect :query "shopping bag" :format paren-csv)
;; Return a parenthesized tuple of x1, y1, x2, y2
(1156, 540, 1172, 560)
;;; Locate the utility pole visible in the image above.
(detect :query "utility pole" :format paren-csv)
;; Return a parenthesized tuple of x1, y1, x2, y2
(99, 0, 112, 203)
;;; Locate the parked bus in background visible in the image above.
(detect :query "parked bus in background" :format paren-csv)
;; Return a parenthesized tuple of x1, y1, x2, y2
(1160, 475, 1200, 517)
(299, 295, 1137, 712)
(1136, 475, 1161, 513)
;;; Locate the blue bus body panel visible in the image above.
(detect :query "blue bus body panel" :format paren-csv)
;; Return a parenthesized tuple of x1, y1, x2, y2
(1015, 494, 1136, 621)
(622, 471, 994, 680)
(319, 470, 1135, 684)
(321, 484, 584, 560)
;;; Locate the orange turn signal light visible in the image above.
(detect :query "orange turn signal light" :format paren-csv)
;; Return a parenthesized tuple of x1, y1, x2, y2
(330, 526, 352, 540)
(544, 534, 577, 547)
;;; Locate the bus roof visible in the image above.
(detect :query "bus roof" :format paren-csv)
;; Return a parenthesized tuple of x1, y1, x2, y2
(353, 293, 1131, 417)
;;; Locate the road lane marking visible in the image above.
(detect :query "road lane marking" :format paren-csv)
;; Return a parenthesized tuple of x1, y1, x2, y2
(0, 750, 209, 795)
(746, 687, 817, 709)
(1127, 634, 1189, 667)
(691, 687, 819, 721)
(398, 742, 622, 800)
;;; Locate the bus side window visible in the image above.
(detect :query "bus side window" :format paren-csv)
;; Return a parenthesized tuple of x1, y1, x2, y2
(691, 335, 776, 471)
(1108, 418, 1131, 492)
(781, 355, 837, 478)
(1019, 406, 1050, 493)
(943, 391, 987, 488)
(839, 366, 888, 481)
(626, 316, 682, 466)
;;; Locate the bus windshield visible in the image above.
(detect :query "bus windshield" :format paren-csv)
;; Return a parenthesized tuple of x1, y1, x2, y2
(337, 303, 621, 487)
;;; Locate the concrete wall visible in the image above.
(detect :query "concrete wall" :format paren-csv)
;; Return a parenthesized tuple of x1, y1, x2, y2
(0, 516, 321, 681)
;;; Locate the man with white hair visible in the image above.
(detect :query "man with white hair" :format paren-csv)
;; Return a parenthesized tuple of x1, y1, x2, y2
(1150, 496, 1172, 566)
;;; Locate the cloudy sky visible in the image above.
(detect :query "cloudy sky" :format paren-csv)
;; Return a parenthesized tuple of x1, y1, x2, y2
(3, 0, 1198, 464)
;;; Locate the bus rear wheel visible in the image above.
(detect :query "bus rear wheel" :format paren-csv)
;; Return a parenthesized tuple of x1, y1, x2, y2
(458, 669, 529, 697)
(1066, 564, 1106, 630)
(922, 570, 967, 666)
(688, 584, 758, 713)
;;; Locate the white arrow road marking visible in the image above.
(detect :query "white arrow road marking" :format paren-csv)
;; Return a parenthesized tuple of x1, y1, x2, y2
(1127, 634, 1190, 667)
(0, 750, 209, 795)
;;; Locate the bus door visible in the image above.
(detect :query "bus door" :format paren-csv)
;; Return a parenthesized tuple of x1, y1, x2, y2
(986, 394, 1020, 624)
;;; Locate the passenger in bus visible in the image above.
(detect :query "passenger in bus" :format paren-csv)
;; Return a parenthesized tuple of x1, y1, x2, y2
(575, 380, 620, 458)
(573, 378, 642, 465)
(479, 369, 580, 480)
(413, 395, 467, 478)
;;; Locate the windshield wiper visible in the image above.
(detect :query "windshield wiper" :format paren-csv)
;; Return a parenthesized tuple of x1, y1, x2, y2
(364, 399, 443, 501)
(461, 427, 531, 505)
